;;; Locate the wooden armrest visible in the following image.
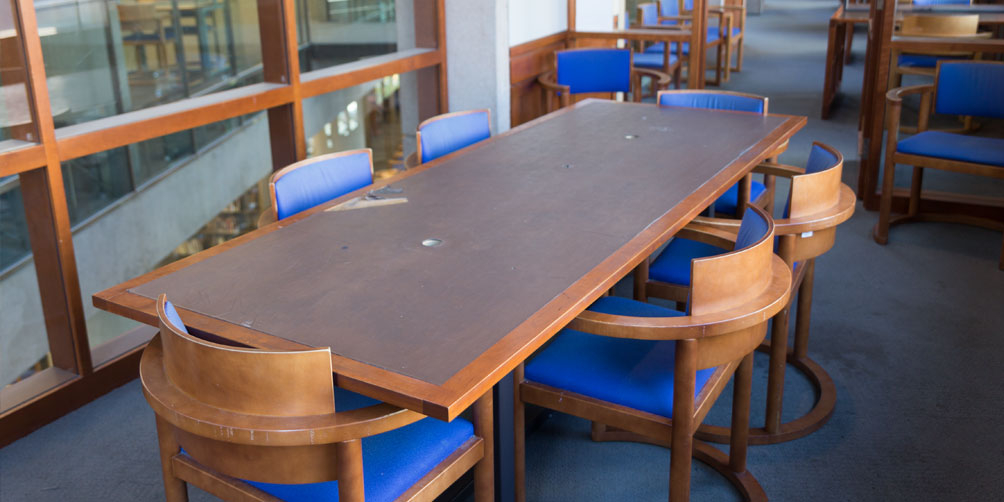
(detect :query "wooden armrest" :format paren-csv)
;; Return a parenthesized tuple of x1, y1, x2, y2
(658, 15, 693, 23)
(256, 208, 277, 228)
(537, 71, 569, 94)
(404, 151, 419, 169)
(568, 255, 791, 340)
(773, 184, 856, 235)
(141, 336, 426, 446)
(753, 162, 805, 178)
(632, 67, 672, 89)
(674, 222, 738, 249)
(886, 83, 933, 103)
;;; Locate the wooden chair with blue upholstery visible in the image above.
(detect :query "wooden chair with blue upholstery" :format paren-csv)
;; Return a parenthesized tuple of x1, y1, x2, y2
(630, 142, 855, 445)
(632, 3, 684, 90)
(652, 0, 731, 85)
(537, 48, 672, 113)
(514, 206, 791, 502)
(404, 109, 492, 168)
(143, 294, 494, 502)
(877, 61, 1004, 270)
(889, 14, 986, 90)
(657, 89, 776, 217)
(257, 148, 374, 227)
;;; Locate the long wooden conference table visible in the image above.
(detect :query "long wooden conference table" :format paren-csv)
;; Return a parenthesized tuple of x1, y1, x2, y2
(94, 99, 804, 501)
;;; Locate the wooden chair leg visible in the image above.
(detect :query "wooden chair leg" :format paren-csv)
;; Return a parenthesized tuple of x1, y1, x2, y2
(734, 38, 744, 72)
(513, 364, 526, 502)
(908, 166, 923, 218)
(155, 416, 189, 502)
(764, 302, 790, 435)
(729, 352, 754, 474)
(724, 41, 733, 82)
(633, 261, 649, 301)
(875, 146, 898, 245)
(474, 391, 495, 502)
(793, 260, 815, 360)
(670, 340, 697, 502)
(336, 440, 365, 502)
(764, 174, 776, 216)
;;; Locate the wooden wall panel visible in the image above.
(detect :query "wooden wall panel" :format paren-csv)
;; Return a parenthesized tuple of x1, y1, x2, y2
(509, 33, 568, 127)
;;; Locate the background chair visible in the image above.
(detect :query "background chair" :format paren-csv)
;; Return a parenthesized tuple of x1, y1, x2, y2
(657, 89, 775, 217)
(889, 14, 986, 90)
(537, 48, 671, 112)
(143, 294, 493, 502)
(265, 148, 374, 223)
(632, 3, 685, 90)
(405, 109, 491, 168)
(877, 61, 1004, 270)
(515, 206, 791, 502)
(118, 3, 174, 74)
(638, 143, 855, 444)
(655, 0, 731, 85)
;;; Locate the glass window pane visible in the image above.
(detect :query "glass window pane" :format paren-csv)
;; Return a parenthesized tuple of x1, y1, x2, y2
(74, 112, 272, 353)
(297, 0, 407, 72)
(304, 72, 418, 181)
(0, 172, 53, 391)
(0, 1, 36, 147)
(35, 0, 264, 127)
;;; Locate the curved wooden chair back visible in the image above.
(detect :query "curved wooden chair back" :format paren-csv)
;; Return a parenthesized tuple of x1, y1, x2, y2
(691, 206, 778, 369)
(269, 148, 374, 221)
(783, 142, 845, 263)
(901, 14, 979, 37)
(151, 295, 346, 485)
(416, 109, 492, 164)
(657, 89, 767, 114)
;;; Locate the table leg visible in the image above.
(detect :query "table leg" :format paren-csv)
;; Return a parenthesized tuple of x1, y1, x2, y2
(492, 372, 516, 502)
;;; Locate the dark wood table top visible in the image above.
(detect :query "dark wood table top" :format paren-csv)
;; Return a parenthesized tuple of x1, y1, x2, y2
(94, 99, 805, 421)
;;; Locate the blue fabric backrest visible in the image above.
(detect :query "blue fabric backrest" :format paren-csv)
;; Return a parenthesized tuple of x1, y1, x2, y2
(639, 3, 658, 25)
(658, 92, 766, 114)
(163, 300, 190, 335)
(735, 207, 770, 250)
(805, 143, 839, 175)
(556, 49, 632, 94)
(274, 151, 373, 220)
(659, 0, 679, 23)
(913, 0, 970, 5)
(935, 62, 1004, 119)
(419, 111, 491, 163)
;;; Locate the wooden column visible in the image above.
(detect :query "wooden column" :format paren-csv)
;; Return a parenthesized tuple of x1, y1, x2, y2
(689, 0, 707, 88)
(13, 0, 91, 375)
(258, 0, 304, 170)
(858, 0, 896, 200)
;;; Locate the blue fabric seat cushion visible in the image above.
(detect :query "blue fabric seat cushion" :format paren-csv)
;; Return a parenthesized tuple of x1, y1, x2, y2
(711, 180, 767, 215)
(644, 27, 737, 56)
(897, 131, 1004, 167)
(650, 238, 728, 286)
(525, 296, 716, 419)
(633, 52, 679, 69)
(897, 53, 967, 69)
(246, 387, 474, 502)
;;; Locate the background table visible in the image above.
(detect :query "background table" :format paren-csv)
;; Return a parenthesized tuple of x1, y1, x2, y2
(95, 99, 804, 501)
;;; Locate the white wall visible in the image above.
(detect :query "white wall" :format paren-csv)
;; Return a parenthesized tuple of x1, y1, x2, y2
(508, 0, 567, 46)
(576, 0, 623, 31)
(447, 0, 511, 133)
